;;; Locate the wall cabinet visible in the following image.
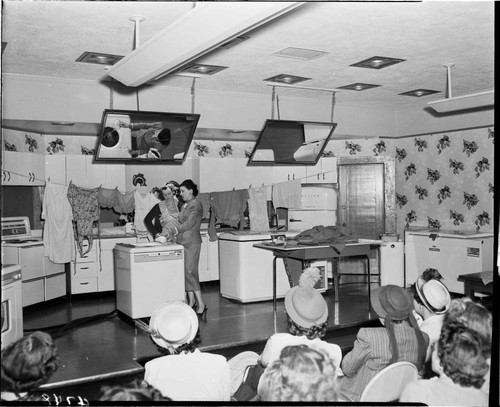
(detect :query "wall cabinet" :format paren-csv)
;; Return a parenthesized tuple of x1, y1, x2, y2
(199, 232, 219, 282)
(45, 154, 67, 185)
(66, 155, 125, 190)
(306, 157, 337, 184)
(273, 165, 307, 184)
(2, 244, 65, 307)
(2, 151, 45, 186)
(67, 236, 136, 294)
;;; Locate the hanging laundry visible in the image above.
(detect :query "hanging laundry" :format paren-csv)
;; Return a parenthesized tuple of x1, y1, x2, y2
(247, 187, 269, 232)
(272, 179, 302, 209)
(42, 180, 75, 263)
(134, 190, 160, 235)
(67, 182, 99, 257)
(98, 187, 118, 208)
(208, 189, 249, 241)
(112, 189, 135, 214)
(197, 192, 211, 220)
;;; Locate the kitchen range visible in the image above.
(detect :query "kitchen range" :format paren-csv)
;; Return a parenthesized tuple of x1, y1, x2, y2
(1, 217, 66, 308)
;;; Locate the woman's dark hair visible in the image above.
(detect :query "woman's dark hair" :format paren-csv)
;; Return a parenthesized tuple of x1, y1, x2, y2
(1, 331, 60, 393)
(98, 378, 168, 401)
(157, 129, 171, 146)
(438, 321, 489, 388)
(286, 314, 328, 340)
(180, 179, 199, 197)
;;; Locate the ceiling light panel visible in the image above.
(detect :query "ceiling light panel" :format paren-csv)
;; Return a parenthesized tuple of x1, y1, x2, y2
(76, 52, 123, 66)
(400, 89, 440, 97)
(338, 83, 381, 91)
(264, 74, 311, 85)
(350, 56, 406, 69)
(273, 47, 328, 60)
(181, 64, 228, 75)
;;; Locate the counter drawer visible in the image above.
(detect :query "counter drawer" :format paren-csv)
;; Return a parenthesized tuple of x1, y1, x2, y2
(74, 244, 97, 263)
(45, 273, 66, 301)
(72, 262, 100, 278)
(22, 279, 45, 307)
(71, 277, 98, 294)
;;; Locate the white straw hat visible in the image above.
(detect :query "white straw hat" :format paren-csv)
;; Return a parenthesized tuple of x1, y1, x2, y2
(415, 278, 451, 315)
(149, 302, 198, 349)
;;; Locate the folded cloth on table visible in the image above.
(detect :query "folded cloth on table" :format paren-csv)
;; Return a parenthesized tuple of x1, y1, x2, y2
(292, 225, 353, 253)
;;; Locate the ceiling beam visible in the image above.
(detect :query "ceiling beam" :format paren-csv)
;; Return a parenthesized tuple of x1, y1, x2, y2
(107, 2, 304, 87)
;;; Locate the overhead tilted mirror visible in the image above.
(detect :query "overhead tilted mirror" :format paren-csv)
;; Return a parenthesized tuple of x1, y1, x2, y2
(94, 109, 200, 163)
(248, 120, 337, 165)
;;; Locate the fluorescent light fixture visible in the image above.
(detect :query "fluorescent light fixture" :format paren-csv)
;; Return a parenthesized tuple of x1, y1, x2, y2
(108, 2, 304, 87)
(427, 90, 494, 113)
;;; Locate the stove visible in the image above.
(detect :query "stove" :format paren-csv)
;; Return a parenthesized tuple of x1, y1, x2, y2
(1, 217, 43, 247)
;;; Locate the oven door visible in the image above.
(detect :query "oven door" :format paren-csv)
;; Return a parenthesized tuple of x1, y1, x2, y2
(1, 267, 23, 349)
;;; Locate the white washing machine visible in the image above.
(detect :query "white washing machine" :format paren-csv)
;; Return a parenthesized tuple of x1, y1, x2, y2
(114, 242, 185, 319)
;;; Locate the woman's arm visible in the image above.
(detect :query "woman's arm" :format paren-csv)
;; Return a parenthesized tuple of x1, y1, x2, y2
(143, 204, 162, 237)
(340, 328, 371, 377)
(176, 200, 203, 234)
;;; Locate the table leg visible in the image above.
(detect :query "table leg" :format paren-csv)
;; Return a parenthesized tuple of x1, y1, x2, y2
(333, 258, 339, 302)
(365, 255, 371, 310)
(273, 256, 277, 333)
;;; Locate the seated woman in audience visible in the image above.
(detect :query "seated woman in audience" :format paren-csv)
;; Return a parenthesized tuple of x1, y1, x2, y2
(144, 301, 231, 401)
(444, 297, 492, 393)
(400, 315, 489, 406)
(257, 344, 341, 402)
(1, 331, 60, 402)
(228, 267, 342, 398)
(98, 377, 169, 401)
(412, 268, 451, 361)
(337, 284, 428, 402)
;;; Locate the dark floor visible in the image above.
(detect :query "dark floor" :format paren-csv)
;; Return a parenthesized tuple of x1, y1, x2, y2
(23, 280, 380, 400)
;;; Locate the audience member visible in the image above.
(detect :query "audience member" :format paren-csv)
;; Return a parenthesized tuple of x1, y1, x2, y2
(257, 344, 341, 402)
(228, 267, 342, 399)
(412, 268, 451, 361)
(337, 284, 428, 402)
(1, 331, 60, 402)
(400, 314, 489, 406)
(443, 297, 492, 393)
(98, 377, 169, 401)
(144, 301, 231, 401)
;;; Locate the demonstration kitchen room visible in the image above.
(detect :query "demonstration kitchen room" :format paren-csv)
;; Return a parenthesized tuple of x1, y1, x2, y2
(1, 1, 496, 403)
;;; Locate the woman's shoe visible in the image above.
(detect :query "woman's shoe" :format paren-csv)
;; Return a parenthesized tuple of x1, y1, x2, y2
(196, 305, 208, 319)
(189, 302, 197, 310)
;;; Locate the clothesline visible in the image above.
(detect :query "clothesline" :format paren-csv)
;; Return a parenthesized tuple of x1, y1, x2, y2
(4, 166, 337, 195)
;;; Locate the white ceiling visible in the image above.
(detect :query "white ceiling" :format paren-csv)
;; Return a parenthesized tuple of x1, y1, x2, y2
(1, 1, 495, 111)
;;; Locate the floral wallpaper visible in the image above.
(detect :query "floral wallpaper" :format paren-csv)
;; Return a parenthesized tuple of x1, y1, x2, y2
(2, 126, 494, 238)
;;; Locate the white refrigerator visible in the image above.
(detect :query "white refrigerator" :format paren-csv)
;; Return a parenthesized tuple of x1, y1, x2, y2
(404, 229, 493, 294)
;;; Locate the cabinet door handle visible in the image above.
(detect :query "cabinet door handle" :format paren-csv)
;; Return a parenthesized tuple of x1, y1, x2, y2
(2, 171, 5, 181)
(8, 172, 11, 181)
(80, 282, 89, 285)
(80, 267, 89, 270)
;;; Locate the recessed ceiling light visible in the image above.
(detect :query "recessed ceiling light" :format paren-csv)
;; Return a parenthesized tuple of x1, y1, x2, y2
(400, 89, 441, 97)
(76, 52, 124, 66)
(180, 64, 228, 75)
(350, 56, 406, 70)
(337, 83, 381, 91)
(264, 74, 311, 85)
(273, 47, 328, 60)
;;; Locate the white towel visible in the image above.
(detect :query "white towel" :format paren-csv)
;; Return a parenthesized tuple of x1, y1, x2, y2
(272, 179, 302, 209)
(248, 187, 270, 232)
(42, 181, 75, 263)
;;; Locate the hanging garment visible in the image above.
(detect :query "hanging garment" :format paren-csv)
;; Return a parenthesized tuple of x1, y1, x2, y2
(272, 179, 302, 209)
(42, 181, 75, 263)
(113, 189, 135, 214)
(197, 192, 211, 219)
(67, 182, 100, 257)
(134, 190, 160, 235)
(208, 189, 249, 241)
(98, 187, 118, 208)
(247, 187, 269, 232)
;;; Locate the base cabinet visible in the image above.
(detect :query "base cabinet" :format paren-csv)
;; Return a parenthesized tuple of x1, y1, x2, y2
(67, 236, 136, 294)
(199, 233, 219, 282)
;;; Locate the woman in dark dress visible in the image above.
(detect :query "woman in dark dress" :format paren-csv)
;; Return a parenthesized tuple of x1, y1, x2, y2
(163, 179, 206, 317)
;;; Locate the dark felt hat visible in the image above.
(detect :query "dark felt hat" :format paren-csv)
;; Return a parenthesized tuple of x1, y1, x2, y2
(370, 285, 413, 320)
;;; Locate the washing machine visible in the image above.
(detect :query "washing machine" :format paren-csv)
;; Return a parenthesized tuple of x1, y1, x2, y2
(114, 242, 185, 319)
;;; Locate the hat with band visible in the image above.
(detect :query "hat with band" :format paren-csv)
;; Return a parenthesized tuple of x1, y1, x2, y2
(370, 285, 413, 320)
(415, 277, 451, 314)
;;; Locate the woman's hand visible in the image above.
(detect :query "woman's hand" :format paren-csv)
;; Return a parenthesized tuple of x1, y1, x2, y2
(155, 235, 167, 244)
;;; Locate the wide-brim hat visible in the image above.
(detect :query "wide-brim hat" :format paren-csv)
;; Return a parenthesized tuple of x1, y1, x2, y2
(284, 286, 328, 328)
(371, 285, 413, 321)
(149, 302, 198, 349)
(415, 278, 451, 315)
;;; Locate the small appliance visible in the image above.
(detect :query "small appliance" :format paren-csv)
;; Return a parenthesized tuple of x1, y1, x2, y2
(1, 216, 43, 247)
